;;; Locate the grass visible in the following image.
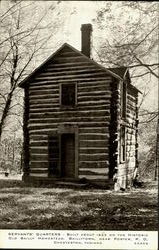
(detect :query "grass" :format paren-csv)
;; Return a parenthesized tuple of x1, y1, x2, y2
(0, 177, 158, 230)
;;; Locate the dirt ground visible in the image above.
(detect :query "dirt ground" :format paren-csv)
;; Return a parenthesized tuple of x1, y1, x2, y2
(0, 177, 158, 230)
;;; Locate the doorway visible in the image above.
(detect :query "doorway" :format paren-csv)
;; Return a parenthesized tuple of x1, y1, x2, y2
(61, 133, 75, 178)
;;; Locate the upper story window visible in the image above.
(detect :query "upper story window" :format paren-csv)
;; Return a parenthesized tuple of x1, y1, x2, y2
(60, 83, 77, 107)
(121, 81, 127, 118)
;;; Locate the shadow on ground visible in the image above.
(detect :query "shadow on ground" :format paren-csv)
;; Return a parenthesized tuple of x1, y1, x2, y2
(0, 178, 158, 230)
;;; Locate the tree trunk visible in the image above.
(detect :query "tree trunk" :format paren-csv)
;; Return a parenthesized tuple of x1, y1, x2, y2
(0, 90, 14, 140)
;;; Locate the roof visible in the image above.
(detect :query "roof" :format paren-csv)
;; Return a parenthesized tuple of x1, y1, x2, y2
(109, 67, 128, 79)
(19, 43, 140, 93)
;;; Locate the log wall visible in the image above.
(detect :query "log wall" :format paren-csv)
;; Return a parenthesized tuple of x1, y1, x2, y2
(25, 46, 113, 181)
(117, 82, 138, 187)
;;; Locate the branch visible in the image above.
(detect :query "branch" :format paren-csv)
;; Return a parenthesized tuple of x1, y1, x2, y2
(131, 25, 158, 53)
(131, 71, 150, 78)
(0, 0, 21, 21)
(139, 111, 158, 116)
(139, 114, 158, 124)
(0, 93, 7, 102)
(134, 56, 158, 78)
(129, 63, 159, 69)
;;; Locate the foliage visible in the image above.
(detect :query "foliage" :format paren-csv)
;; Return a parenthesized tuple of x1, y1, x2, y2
(138, 117, 158, 180)
(0, 134, 23, 174)
(92, 1, 158, 179)
(0, 0, 64, 139)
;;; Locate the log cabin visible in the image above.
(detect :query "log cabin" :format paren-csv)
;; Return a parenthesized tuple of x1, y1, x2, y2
(19, 24, 140, 189)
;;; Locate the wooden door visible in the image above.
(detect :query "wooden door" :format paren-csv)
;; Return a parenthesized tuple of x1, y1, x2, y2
(48, 136, 60, 176)
(61, 133, 75, 178)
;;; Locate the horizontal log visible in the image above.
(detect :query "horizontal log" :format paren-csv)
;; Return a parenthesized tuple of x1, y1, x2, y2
(29, 89, 59, 96)
(30, 168, 48, 173)
(29, 122, 109, 131)
(126, 118, 136, 125)
(80, 140, 108, 147)
(29, 96, 111, 106)
(57, 51, 79, 56)
(29, 103, 59, 109)
(48, 61, 95, 68)
(29, 117, 110, 124)
(79, 134, 109, 140)
(29, 110, 109, 119)
(35, 72, 107, 81)
(29, 104, 110, 113)
(30, 134, 48, 140)
(78, 100, 111, 105)
(29, 129, 109, 137)
(127, 94, 136, 102)
(80, 148, 109, 154)
(77, 79, 112, 86)
(31, 77, 109, 85)
(28, 123, 109, 133)
(39, 68, 103, 76)
(78, 95, 111, 101)
(28, 124, 109, 132)
(78, 175, 109, 180)
(79, 153, 109, 161)
(28, 124, 57, 130)
(126, 113, 136, 120)
(127, 104, 136, 112)
(79, 168, 109, 174)
(78, 85, 111, 92)
(79, 127, 109, 133)
(29, 98, 58, 104)
(77, 91, 111, 97)
(29, 93, 59, 100)
(29, 79, 112, 89)
(30, 142, 48, 147)
(78, 169, 108, 176)
(30, 148, 48, 154)
(29, 129, 57, 135)
(80, 122, 109, 127)
(29, 84, 56, 90)
(79, 161, 109, 168)
(29, 173, 48, 177)
(53, 55, 86, 62)
(29, 161, 49, 168)
(127, 99, 136, 107)
(45, 65, 100, 72)
(127, 113, 137, 120)
(30, 154, 48, 161)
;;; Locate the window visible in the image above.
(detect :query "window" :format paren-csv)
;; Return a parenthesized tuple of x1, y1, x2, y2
(61, 83, 76, 107)
(121, 81, 126, 118)
(120, 126, 126, 162)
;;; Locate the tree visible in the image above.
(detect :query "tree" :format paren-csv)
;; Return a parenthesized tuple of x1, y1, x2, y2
(92, 1, 158, 179)
(0, 0, 63, 140)
(93, 2, 158, 75)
